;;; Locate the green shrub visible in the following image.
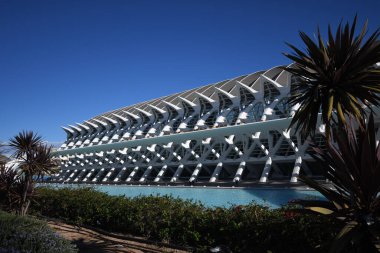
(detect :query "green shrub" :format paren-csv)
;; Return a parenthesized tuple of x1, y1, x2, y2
(32, 187, 341, 253)
(0, 210, 77, 253)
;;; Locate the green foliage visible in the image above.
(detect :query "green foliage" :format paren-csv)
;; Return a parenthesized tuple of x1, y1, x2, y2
(2, 131, 58, 216)
(0, 210, 77, 253)
(32, 187, 340, 253)
(284, 16, 380, 138)
(292, 114, 380, 252)
(0, 165, 33, 212)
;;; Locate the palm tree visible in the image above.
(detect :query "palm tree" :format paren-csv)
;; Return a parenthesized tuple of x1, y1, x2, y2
(285, 16, 380, 252)
(284, 16, 380, 139)
(9, 131, 57, 215)
(0, 164, 22, 212)
(292, 114, 380, 252)
(0, 142, 7, 165)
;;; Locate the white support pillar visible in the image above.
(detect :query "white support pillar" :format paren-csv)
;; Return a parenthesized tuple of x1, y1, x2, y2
(65, 170, 77, 182)
(126, 166, 139, 182)
(139, 166, 153, 182)
(290, 156, 302, 183)
(209, 162, 223, 182)
(92, 168, 106, 182)
(154, 165, 168, 182)
(233, 161, 246, 183)
(259, 157, 272, 183)
(113, 167, 127, 182)
(102, 168, 115, 182)
(170, 164, 184, 182)
(74, 169, 87, 182)
(189, 163, 202, 182)
(83, 169, 95, 182)
(59, 170, 70, 181)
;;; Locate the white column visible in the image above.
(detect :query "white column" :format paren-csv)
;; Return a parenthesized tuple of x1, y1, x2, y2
(65, 170, 77, 182)
(113, 167, 127, 182)
(92, 168, 106, 182)
(102, 168, 115, 182)
(154, 165, 168, 182)
(209, 162, 223, 182)
(259, 157, 272, 183)
(74, 169, 87, 182)
(170, 164, 184, 182)
(83, 169, 95, 182)
(139, 166, 153, 182)
(233, 161, 246, 182)
(126, 166, 139, 182)
(189, 163, 202, 182)
(59, 170, 70, 181)
(290, 156, 302, 183)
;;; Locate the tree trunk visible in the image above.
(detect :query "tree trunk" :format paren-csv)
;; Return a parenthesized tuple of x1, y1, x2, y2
(20, 174, 31, 216)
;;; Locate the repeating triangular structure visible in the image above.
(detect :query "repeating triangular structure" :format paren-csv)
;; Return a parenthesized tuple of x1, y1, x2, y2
(53, 65, 338, 184)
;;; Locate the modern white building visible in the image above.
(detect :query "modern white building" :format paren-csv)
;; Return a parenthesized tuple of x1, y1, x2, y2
(53, 65, 328, 185)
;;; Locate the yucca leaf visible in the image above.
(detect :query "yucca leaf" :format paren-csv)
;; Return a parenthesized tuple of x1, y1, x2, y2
(284, 16, 380, 139)
(327, 95, 334, 121)
(367, 220, 380, 252)
(291, 199, 337, 215)
(306, 206, 335, 215)
(329, 221, 359, 253)
(336, 102, 346, 125)
(298, 175, 349, 210)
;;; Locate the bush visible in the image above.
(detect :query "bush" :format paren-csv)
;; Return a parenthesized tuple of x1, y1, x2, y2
(32, 187, 341, 253)
(0, 210, 77, 253)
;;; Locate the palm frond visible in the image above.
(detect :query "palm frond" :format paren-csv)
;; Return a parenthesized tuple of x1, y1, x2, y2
(9, 131, 43, 159)
(284, 16, 380, 138)
(293, 113, 380, 252)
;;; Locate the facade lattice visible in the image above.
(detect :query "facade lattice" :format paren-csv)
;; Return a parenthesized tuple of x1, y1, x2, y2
(53, 65, 329, 185)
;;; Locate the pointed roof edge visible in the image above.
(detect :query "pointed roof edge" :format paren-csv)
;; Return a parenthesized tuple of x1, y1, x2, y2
(196, 92, 215, 103)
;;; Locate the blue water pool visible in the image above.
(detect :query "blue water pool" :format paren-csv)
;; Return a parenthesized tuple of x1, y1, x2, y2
(40, 184, 324, 208)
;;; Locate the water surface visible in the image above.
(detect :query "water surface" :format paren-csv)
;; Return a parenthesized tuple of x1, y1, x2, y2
(41, 184, 324, 208)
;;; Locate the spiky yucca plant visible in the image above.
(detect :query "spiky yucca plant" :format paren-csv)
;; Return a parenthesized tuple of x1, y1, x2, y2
(292, 114, 380, 252)
(0, 165, 34, 212)
(8, 131, 57, 215)
(284, 16, 380, 139)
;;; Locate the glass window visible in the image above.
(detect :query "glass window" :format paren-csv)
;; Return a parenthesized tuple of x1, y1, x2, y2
(226, 107, 240, 125)
(275, 139, 295, 156)
(172, 118, 182, 132)
(187, 114, 199, 129)
(249, 145, 266, 158)
(182, 102, 194, 119)
(199, 98, 213, 116)
(153, 110, 163, 123)
(127, 115, 138, 128)
(239, 87, 255, 109)
(268, 162, 293, 180)
(205, 111, 218, 128)
(226, 149, 239, 159)
(139, 113, 150, 125)
(167, 106, 179, 121)
(218, 93, 233, 112)
(263, 81, 280, 105)
(273, 98, 289, 118)
(306, 134, 327, 155)
(290, 75, 302, 96)
(269, 130, 282, 146)
(247, 103, 264, 122)
(213, 143, 223, 154)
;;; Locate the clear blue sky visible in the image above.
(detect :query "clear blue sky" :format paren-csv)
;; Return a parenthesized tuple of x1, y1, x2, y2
(0, 0, 379, 144)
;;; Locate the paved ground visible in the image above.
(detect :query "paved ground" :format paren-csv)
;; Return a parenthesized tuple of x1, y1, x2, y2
(48, 221, 190, 253)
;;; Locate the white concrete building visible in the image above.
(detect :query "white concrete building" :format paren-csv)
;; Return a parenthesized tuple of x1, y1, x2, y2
(53, 65, 329, 185)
